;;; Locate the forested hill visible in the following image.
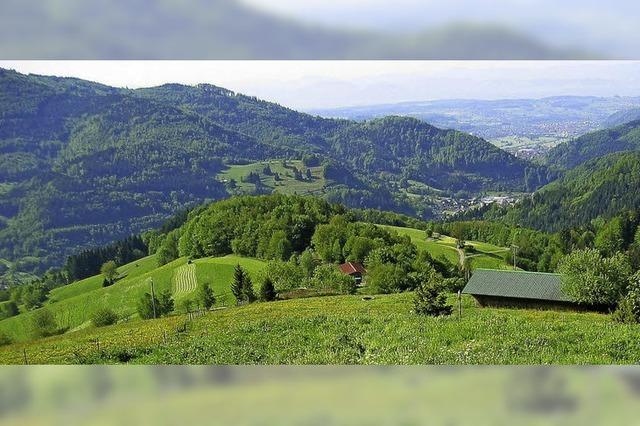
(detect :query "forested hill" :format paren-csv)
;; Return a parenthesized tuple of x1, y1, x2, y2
(0, 68, 549, 280)
(324, 117, 548, 191)
(135, 83, 343, 151)
(546, 120, 640, 169)
(136, 83, 549, 190)
(484, 151, 640, 232)
(604, 108, 640, 128)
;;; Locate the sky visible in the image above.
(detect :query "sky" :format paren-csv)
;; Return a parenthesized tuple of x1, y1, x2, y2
(2, 61, 640, 110)
(241, 0, 640, 57)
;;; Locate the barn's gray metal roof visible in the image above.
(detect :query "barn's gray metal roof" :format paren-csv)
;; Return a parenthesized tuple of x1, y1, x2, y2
(462, 269, 571, 302)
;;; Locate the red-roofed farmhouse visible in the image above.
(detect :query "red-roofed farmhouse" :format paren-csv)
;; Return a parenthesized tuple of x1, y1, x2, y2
(338, 262, 367, 285)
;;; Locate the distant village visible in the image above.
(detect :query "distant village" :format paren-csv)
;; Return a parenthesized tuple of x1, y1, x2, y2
(436, 194, 520, 217)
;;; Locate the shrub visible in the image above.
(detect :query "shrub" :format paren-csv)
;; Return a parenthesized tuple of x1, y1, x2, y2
(442, 277, 466, 293)
(178, 298, 194, 314)
(0, 301, 19, 320)
(92, 308, 119, 327)
(31, 309, 60, 338)
(137, 293, 159, 319)
(310, 264, 356, 295)
(613, 273, 640, 324)
(100, 260, 118, 284)
(612, 298, 637, 324)
(22, 286, 47, 310)
(259, 260, 305, 292)
(558, 249, 631, 306)
(413, 270, 452, 317)
(367, 263, 411, 294)
(158, 290, 174, 316)
(231, 264, 256, 304)
(299, 249, 317, 278)
(0, 332, 12, 347)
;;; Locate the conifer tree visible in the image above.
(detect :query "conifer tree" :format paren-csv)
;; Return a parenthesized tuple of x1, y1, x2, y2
(260, 277, 277, 302)
(231, 264, 245, 304)
(413, 270, 452, 316)
(244, 275, 257, 303)
(196, 281, 216, 309)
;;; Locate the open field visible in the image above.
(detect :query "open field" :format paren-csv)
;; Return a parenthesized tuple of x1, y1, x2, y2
(218, 160, 326, 196)
(0, 255, 266, 343)
(1, 292, 639, 364)
(49, 255, 159, 304)
(193, 256, 266, 306)
(379, 224, 512, 269)
(173, 264, 197, 299)
(490, 135, 569, 152)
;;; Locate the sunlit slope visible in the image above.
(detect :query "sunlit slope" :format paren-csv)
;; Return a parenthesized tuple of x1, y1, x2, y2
(1, 293, 638, 364)
(0, 255, 266, 342)
(379, 224, 512, 270)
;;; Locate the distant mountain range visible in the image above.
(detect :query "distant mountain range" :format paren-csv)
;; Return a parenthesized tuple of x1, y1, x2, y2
(0, 68, 549, 279)
(311, 97, 640, 140)
(453, 118, 640, 231)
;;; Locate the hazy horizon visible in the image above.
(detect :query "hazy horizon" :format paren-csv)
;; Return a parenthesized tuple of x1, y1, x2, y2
(3, 61, 640, 110)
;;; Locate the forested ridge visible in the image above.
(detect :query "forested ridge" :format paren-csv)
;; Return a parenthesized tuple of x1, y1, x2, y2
(463, 151, 640, 233)
(546, 119, 640, 170)
(0, 68, 549, 281)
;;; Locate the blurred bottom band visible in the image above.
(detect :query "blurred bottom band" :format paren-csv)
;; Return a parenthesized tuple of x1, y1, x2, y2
(0, 366, 638, 425)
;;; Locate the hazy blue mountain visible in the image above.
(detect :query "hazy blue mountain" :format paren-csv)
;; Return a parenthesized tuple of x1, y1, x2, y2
(311, 96, 640, 140)
(605, 108, 640, 127)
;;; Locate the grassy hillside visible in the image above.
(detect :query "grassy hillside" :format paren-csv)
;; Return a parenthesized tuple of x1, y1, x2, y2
(379, 224, 512, 270)
(48, 255, 159, 304)
(2, 292, 639, 364)
(218, 160, 326, 196)
(0, 255, 266, 343)
(180, 256, 265, 305)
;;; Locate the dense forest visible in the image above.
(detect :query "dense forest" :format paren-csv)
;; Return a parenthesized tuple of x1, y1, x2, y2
(477, 152, 640, 232)
(0, 68, 550, 282)
(455, 151, 640, 233)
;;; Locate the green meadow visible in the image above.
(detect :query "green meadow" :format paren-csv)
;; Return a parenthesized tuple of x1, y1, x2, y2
(0, 225, 568, 364)
(218, 160, 326, 196)
(2, 292, 639, 364)
(379, 224, 512, 270)
(0, 254, 266, 343)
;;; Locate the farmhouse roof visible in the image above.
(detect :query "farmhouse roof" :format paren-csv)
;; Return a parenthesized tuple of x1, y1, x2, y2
(462, 269, 571, 302)
(339, 262, 366, 275)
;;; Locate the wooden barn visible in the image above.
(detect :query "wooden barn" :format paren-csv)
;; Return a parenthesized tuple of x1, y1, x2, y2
(339, 262, 367, 286)
(462, 269, 579, 310)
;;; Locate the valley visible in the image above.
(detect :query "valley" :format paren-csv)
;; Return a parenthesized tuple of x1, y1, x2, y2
(2, 66, 640, 366)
